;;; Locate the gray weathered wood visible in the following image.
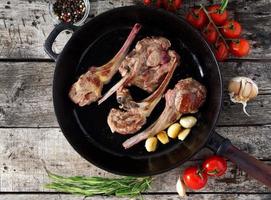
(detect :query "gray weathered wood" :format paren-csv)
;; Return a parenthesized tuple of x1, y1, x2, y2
(221, 61, 271, 95)
(0, 61, 270, 127)
(0, 0, 134, 59)
(0, 0, 271, 58)
(0, 0, 271, 197)
(0, 127, 270, 192)
(0, 194, 270, 200)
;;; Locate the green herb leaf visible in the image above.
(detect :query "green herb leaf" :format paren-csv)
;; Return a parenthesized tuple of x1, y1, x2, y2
(45, 171, 152, 198)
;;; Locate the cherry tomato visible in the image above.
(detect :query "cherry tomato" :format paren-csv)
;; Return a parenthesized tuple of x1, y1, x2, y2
(208, 5, 228, 25)
(203, 24, 218, 44)
(143, 0, 152, 6)
(215, 41, 229, 61)
(182, 166, 208, 190)
(172, 0, 182, 10)
(221, 20, 242, 39)
(202, 156, 227, 177)
(186, 8, 207, 29)
(229, 38, 250, 57)
(163, 0, 182, 11)
(156, 0, 164, 8)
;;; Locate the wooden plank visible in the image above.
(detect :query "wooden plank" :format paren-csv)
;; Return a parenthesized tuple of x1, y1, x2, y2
(0, 0, 271, 59)
(0, 62, 56, 127)
(0, 194, 270, 200)
(0, 61, 270, 127)
(218, 95, 271, 126)
(217, 126, 271, 159)
(0, 127, 270, 192)
(0, 0, 134, 59)
(221, 61, 271, 95)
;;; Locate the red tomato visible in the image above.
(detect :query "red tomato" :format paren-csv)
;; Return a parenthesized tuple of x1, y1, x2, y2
(202, 156, 227, 177)
(155, 0, 162, 8)
(143, 0, 152, 6)
(163, 0, 182, 11)
(182, 166, 208, 190)
(221, 20, 242, 39)
(186, 8, 207, 29)
(203, 24, 218, 44)
(215, 41, 229, 61)
(172, 0, 182, 10)
(208, 5, 228, 25)
(229, 39, 250, 57)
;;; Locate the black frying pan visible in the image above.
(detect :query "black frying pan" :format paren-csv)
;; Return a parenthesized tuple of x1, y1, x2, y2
(44, 6, 271, 187)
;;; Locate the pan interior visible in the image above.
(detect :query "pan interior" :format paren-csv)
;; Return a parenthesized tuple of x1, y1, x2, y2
(73, 25, 207, 158)
(54, 6, 222, 175)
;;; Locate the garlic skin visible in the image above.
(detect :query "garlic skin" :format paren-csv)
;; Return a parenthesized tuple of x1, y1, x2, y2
(228, 77, 258, 116)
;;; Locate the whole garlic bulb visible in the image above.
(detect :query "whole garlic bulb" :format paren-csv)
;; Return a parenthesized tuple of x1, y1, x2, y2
(228, 77, 258, 116)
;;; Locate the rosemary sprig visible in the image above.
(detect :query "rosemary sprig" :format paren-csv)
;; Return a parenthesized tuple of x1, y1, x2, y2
(45, 171, 152, 198)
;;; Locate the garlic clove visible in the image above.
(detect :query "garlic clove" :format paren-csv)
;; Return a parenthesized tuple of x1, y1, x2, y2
(179, 116, 197, 129)
(167, 123, 181, 139)
(176, 177, 187, 197)
(228, 77, 258, 116)
(250, 81, 258, 99)
(228, 79, 241, 95)
(145, 137, 158, 152)
(242, 81, 252, 98)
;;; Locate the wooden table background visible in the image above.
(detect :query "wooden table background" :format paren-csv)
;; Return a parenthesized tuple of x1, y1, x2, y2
(0, 0, 270, 199)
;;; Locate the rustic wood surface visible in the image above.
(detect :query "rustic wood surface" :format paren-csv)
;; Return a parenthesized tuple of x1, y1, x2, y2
(0, 127, 270, 193)
(0, 194, 270, 200)
(0, 0, 270, 59)
(0, 0, 270, 200)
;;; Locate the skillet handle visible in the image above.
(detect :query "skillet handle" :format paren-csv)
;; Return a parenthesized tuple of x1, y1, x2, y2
(44, 23, 77, 61)
(207, 132, 271, 188)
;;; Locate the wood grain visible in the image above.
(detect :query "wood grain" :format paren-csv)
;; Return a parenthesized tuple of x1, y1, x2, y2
(0, 61, 270, 127)
(0, 0, 270, 59)
(0, 127, 270, 192)
(0, 194, 270, 200)
(0, 0, 270, 197)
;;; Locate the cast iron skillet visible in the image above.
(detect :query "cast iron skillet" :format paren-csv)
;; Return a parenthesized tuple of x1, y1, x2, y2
(44, 6, 271, 187)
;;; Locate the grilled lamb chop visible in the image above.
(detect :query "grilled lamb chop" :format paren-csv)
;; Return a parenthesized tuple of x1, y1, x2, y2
(98, 37, 173, 105)
(107, 51, 179, 134)
(122, 78, 207, 149)
(69, 23, 141, 106)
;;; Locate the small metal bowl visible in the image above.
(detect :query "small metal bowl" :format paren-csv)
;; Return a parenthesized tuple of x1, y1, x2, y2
(49, 0, 90, 26)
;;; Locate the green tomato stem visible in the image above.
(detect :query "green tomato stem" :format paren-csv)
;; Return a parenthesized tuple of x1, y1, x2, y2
(219, 0, 229, 13)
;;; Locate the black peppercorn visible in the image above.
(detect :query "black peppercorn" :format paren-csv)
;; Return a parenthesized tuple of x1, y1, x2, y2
(53, 0, 86, 24)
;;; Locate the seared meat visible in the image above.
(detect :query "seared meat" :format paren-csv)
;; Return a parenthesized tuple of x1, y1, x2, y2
(69, 23, 141, 106)
(122, 78, 207, 149)
(119, 37, 172, 92)
(107, 108, 146, 134)
(107, 51, 179, 134)
(98, 37, 174, 105)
